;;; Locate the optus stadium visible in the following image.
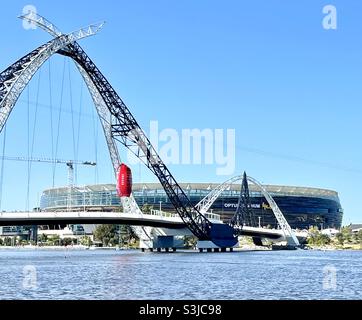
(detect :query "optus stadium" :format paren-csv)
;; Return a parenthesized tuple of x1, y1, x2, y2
(40, 183, 343, 230)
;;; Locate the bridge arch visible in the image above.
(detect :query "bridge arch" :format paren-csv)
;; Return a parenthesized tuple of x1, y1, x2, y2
(14, 13, 154, 247)
(0, 26, 102, 133)
(2, 14, 288, 248)
(195, 175, 300, 246)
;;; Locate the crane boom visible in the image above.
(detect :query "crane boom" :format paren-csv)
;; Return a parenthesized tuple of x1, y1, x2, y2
(0, 156, 96, 166)
(0, 155, 97, 211)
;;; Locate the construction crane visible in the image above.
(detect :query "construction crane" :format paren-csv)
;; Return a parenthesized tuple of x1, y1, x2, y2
(0, 156, 96, 187)
(0, 156, 96, 211)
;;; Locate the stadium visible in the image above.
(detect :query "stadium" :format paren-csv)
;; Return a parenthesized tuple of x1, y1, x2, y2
(40, 182, 343, 230)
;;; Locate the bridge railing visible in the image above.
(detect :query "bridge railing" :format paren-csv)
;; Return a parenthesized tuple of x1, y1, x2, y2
(149, 209, 179, 219)
(204, 212, 221, 221)
(148, 209, 221, 221)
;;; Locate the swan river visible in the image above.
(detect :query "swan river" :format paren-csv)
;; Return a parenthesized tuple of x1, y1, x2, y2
(0, 248, 361, 300)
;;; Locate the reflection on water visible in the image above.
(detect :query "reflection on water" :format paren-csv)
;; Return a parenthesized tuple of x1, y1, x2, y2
(0, 249, 361, 300)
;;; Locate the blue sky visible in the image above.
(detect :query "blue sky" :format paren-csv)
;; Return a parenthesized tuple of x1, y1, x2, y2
(0, 0, 361, 225)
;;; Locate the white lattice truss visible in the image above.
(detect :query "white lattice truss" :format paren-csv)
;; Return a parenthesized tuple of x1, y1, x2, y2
(0, 22, 104, 133)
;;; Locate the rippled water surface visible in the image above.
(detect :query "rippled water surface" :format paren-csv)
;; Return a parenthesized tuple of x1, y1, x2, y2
(0, 249, 361, 300)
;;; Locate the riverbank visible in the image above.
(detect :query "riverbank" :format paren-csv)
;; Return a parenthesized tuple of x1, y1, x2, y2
(0, 245, 136, 250)
(0, 243, 360, 251)
(305, 243, 362, 251)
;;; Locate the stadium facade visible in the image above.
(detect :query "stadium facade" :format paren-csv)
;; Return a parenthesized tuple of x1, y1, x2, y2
(40, 183, 343, 230)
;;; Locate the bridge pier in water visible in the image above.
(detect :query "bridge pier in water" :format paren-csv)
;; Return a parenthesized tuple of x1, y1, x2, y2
(139, 236, 239, 253)
(139, 235, 183, 253)
(197, 240, 238, 253)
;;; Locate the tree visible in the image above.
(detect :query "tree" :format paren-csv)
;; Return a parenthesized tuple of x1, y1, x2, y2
(4, 237, 12, 246)
(94, 225, 118, 246)
(80, 236, 92, 246)
(38, 234, 48, 244)
(49, 235, 60, 246)
(336, 232, 344, 245)
(184, 236, 197, 249)
(307, 227, 331, 246)
(61, 238, 74, 246)
(341, 226, 352, 243)
(318, 234, 331, 246)
(141, 204, 153, 214)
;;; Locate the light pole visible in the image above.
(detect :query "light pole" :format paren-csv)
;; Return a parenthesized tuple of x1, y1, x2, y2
(258, 216, 261, 228)
(159, 201, 162, 212)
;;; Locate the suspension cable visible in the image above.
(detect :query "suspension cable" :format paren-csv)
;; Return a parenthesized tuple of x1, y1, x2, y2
(0, 125, 7, 211)
(26, 68, 42, 211)
(53, 57, 66, 186)
(75, 77, 84, 185)
(68, 60, 77, 184)
(26, 84, 30, 210)
(91, 96, 99, 184)
(48, 58, 55, 187)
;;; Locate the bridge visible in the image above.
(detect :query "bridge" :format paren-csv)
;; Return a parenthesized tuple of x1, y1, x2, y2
(0, 12, 304, 251)
(0, 210, 218, 230)
(0, 210, 307, 242)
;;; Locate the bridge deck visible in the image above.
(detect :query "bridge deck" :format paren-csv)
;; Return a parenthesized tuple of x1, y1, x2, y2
(0, 212, 186, 229)
(0, 211, 307, 240)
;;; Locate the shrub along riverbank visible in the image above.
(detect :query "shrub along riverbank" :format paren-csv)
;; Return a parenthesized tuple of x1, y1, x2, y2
(306, 226, 362, 250)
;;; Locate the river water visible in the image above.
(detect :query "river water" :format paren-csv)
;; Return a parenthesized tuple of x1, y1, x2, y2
(0, 248, 361, 300)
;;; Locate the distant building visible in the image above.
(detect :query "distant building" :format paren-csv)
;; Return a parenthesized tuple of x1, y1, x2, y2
(321, 228, 340, 237)
(0, 226, 33, 239)
(38, 225, 95, 239)
(350, 224, 362, 233)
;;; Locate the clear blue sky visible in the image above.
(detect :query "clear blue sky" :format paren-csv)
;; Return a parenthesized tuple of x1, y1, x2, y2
(0, 0, 361, 225)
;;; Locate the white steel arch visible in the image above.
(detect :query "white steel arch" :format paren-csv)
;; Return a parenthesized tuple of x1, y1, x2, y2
(0, 23, 104, 133)
(195, 175, 300, 246)
(195, 176, 240, 214)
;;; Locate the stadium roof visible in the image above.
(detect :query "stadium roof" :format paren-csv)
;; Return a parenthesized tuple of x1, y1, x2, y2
(42, 182, 340, 201)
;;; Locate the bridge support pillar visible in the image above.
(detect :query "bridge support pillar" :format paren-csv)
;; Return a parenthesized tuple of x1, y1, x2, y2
(197, 240, 239, 252)
(30, 225, 38, 243)
(152, 235, 185, 251)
